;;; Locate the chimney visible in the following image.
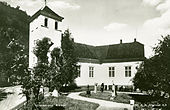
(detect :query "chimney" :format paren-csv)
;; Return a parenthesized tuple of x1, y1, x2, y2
(134, 38, 136, 42)
(120, 39, 122, 44)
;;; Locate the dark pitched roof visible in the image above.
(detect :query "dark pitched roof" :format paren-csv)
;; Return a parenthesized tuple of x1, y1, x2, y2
(74, 41, 145, 63)
(29, 6, 64, 22)
(73, 43, 98, 59)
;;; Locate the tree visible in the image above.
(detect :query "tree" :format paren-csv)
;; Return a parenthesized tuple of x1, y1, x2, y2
(0, 2, 29, 51)
(0, 27, 30, 103)
(27, 30, 79, 103)
(7, 38, 28, 84)
(133, 57, 160, 93)
(46, 47, 63, 96)
(21, 69, 32, 104)
(0, 27, 28, 85)
(61, 29, 79, 86)
(133, 35, 170, 106)
(32, 37, 53, 103)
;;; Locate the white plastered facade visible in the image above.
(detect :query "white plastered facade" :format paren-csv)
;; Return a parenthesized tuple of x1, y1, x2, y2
(75, 61, 142, 86)
(29, 15, 62, 68)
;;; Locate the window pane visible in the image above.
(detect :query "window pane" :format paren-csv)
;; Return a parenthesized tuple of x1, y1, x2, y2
(44, 18, 48, 27)
(112, 71, 114, 77)
(129, 71, 131, 77)
(55, 21, 58, 30)
(125, 71, 128, 77)
(109, 71, 111, 77)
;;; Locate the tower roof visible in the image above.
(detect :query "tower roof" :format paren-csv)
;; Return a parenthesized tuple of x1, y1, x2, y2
(29, 6, 64, 22)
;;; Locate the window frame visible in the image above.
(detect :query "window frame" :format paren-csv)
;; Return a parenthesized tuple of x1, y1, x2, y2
(109, 67, 115, 77)
(89, 66, 94, 77)
(125, 66, 131, 77)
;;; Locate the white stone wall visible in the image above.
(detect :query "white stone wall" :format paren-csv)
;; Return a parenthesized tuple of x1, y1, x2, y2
(29, 15, 62, 69)
(75, 61, 142, 86)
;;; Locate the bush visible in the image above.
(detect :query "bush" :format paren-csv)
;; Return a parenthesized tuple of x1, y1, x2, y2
(49, 105, 65, 110)
(118, 86, 133, 92)
(60, 82, 79, 92)
(68, 82, 78, 90)
(0, 81, 11, 87)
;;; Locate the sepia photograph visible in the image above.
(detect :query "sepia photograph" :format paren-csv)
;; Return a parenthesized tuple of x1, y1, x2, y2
(0, 0, 170, 110)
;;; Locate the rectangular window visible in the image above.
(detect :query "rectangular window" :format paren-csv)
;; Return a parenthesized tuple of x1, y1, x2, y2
(77, 66, 81, 77)
(89, 67, 94, 77)
(55, 21, 58, 30)
(125, 66, 131, 77)
(44, 18, 48, 27)
(109, 67, 115, 77)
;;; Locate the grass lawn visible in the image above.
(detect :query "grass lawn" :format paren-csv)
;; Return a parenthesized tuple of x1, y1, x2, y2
(80, 91, 132, 104)
(20, 96, 99, 110)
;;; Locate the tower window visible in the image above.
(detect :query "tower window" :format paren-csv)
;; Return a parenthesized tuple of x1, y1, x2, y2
(44, 18, 48, 27)
(55, 21, 58, 30)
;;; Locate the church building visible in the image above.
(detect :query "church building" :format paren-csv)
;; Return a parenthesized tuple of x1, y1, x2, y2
(29, 6, 145, 88)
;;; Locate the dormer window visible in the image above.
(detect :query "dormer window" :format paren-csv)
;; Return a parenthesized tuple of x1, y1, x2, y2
(55, 21, 58, 30)
(44, 18, 48, 27)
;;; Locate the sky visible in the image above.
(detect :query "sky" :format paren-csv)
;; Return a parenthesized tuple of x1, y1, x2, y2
(1, 0, 170, 58)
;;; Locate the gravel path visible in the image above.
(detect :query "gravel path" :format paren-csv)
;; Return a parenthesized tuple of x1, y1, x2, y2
(68, 92, 133, 110)
(0, 86, 26, 110)
(0, 86, 134, 110)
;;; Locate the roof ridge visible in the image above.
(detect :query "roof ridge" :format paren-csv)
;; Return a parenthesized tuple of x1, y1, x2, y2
(75, 41, 144, 48)
(96, 41, 143, 47)
(74, 42, 95, 47)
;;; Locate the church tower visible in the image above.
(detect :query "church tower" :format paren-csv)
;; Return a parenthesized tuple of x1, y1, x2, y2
(29, 6, 64, 69)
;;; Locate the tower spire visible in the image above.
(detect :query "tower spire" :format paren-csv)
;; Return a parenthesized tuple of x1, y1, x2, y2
(45, 0, 47, 6)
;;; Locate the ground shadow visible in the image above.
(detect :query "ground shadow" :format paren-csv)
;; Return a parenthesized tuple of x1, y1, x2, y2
(0, 89, 7, 101)
(0, 89, 14, 101)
